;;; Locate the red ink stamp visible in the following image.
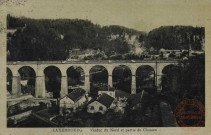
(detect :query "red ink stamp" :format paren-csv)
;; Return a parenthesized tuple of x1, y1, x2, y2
(174, 99, 205, 127)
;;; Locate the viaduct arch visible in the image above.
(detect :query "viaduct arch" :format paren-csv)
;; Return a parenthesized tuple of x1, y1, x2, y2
(113, 65, 132, 93)
(136, 65, 155, 93)
(18, 66, 36, 96)
(67, 66, 85, 93)
(90, 65, 108, 96)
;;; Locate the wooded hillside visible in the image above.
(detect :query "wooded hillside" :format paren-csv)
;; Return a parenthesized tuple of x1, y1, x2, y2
(7, 15, 204, 61)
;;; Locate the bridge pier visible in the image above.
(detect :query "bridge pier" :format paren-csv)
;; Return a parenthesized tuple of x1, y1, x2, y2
(35, 67, 46, 98)
(131, 75, 136, 94)
(85, 74, 90, 93)
(107, 66, 113, 88)
(108, 75, 113, 88)
(60, 75, 68, 98)
(35, 76, 45, 98)
(131, 67, 137, 94)
(156, 74, 163, 92)
(12, 75, 21, 95)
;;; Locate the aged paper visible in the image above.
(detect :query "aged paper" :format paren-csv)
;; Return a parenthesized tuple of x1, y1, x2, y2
(0, 0, 211, 135)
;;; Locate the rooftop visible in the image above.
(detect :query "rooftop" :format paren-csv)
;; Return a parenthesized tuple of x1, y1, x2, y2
(130, 91, 145, 107)
(96, 93, 114, 108)
(115, 90, 130, 99)
(66, 88, 86, 102)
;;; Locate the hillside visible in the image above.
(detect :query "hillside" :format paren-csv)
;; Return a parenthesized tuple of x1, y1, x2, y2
(7, 15, 204, 61)
(145, 26, 205, 50)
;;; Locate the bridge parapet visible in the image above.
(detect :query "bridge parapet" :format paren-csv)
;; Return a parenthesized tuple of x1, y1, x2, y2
(7, 60, 180, 65)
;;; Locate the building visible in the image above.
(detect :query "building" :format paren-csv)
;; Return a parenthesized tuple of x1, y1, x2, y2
(87, 93, 114, 114)
(59, 88, 87, 113)
(189, 50, 205, 56)
(98, 90, 115, 98)
(159, 49, 184, 59)
(114, 90, 130, 100)
(95, 90, 130, 114)
(112, 90, 130, 113)
(131, 90, 145, 110)
(68, 49, 104, 60)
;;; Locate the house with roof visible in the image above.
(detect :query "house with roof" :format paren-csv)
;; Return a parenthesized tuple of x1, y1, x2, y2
(98, 90, 115, 98)
(97, 90, 130, 114)
(59, 88, 87, 113)
(87, 93, 114, 114)
(130, 90, 147, 110)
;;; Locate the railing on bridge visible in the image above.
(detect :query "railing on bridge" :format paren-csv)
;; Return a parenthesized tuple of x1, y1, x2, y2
(7, 60, 180, 65)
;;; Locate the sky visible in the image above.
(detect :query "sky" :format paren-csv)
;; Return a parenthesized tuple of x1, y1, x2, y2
(6, 0, 208, 32)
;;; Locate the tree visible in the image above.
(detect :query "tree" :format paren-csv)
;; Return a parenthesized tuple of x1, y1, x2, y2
(145, 26, 205, 50)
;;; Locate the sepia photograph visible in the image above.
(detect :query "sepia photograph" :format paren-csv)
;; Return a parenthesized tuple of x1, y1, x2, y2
(2, 0, 207, 130)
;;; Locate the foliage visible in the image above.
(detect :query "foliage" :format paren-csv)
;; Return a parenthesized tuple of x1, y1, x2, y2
(181, 54, 205, 103)
(145, 26, 205, 50)
(161, 54, 205, 110)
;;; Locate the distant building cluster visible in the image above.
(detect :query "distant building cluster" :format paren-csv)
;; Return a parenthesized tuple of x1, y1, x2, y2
(67, 49, 107, 61)
(59, 88, 146, 115)
(143, 47, 205, 60)
(66, 45, 205, 61)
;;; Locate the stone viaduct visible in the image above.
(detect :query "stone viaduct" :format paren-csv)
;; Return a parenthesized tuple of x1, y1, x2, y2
(7, 60, 179, 98)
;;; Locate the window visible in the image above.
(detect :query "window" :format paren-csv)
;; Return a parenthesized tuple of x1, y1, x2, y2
(99, 106, 103, 111)
(90, 106, 94, 110)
